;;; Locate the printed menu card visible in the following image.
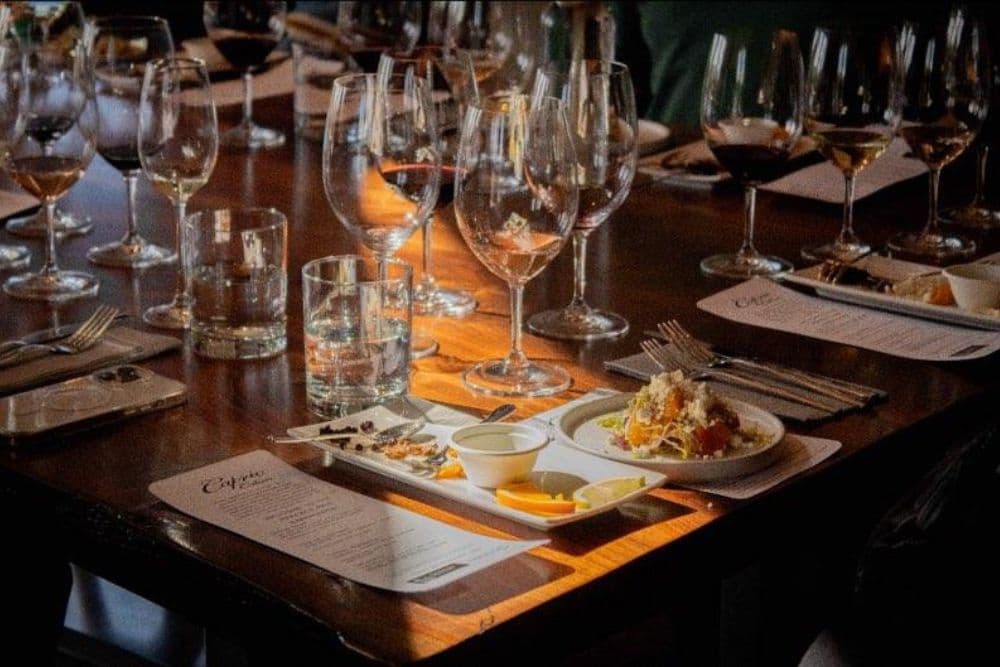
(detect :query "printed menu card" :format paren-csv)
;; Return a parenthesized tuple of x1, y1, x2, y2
(150, 450, 546, 593)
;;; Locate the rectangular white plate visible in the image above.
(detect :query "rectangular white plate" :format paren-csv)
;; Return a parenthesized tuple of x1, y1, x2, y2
(288, 405, 666, 531)
(782, 255, 1000, 331)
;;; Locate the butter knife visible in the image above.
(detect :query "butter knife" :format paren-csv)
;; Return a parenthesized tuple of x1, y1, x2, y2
(0, 313, 128, 356)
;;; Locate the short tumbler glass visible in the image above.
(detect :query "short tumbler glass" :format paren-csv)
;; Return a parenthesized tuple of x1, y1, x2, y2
(187, 208, 288, 360)
(302, 255, 412, 418)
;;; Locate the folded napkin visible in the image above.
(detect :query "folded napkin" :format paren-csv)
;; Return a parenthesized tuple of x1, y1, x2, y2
(1, 188, 38, 220)
(603, 351, 882, 423)
(0, 326, 181, 396)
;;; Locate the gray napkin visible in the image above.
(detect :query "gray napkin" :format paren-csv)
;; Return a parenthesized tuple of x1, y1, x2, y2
(604, 352, 883, 423)
(0, 326, 181, 395)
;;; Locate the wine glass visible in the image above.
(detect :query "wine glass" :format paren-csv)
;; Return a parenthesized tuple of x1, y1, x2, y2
(378, 48, 477, 320)
(203, 1, 286, 149)
(526, 59, 637, 340)
(335, 1, 421, 73)
(138, 57, 219, 329)
(0, 32, 31, 271)
(889, 10, 991, 262)
(454, 95, 578, 397)
(801, 27, 902, 262)
(2, 40, 99, 301)
(4, 0, 93, 238)
(700, 30, 803, 279)
(86, 15, 176, 268)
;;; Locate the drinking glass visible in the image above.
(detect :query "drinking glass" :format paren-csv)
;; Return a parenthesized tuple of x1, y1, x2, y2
(203, 1, 286, 149)
(138, 57, 219, 329)
(0, 33, 31, 271)
(526, 60, 637, 340)
(700, 30, 804, 279)
(378, 48, 477, 319)
(335, 1, 421, 73)
(889, 11, 991, 262)
(322, 72, 440, 357)
(86, 16, 176, 268)
(454, 95, 578, 397)
(801, 27, 902, 262)
(944, 65, 999, 229)
(3, 40, 98, 301)
(303, 255, 412, 417)
(4, 0, 92, 238)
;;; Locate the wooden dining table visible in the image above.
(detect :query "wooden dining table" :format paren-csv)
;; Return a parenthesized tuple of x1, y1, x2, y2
(2, 95, 998, 665)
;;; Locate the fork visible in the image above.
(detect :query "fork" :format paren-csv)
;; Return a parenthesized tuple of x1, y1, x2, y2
(640, 339, 843, 414)
(0, 305, 120, 369)
(657, 320, 875, 407)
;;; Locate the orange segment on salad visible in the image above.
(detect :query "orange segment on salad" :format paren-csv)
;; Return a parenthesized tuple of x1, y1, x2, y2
(495, 482, 577, 516)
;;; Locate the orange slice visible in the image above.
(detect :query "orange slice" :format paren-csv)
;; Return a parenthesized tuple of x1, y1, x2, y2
(435, 462, 465, 479)
(495, 482, 577, 515)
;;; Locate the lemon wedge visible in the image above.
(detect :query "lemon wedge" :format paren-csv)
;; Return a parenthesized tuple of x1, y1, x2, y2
(572, 477, 646, 510)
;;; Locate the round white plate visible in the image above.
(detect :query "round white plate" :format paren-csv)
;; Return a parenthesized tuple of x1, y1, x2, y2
(556, 393, 785, 483)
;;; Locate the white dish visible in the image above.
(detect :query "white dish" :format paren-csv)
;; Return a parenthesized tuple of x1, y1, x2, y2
(450, 422, 548, 488)
(637, 119, 672, 156)
(286, 405, 666, 530)
(783, 255, 1000, 331)
(555, 394, 785, 483)
(942, 263, 1000, 311)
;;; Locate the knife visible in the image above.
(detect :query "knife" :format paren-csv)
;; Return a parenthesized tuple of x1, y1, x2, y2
(0, 313, 128, 356)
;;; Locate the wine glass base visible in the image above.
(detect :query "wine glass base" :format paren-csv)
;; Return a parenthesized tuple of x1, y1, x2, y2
(0, 244, 31, 271)
(221, 123, 285, 149)
(3, 269, 99, 302)
(143, 302, 192, 330)
(411, 334, 439, 360)
(886, 231, 976, 263)
(413, 284, 477, 317)
(6, 208, 93, 238)
(87, 238, 176, 269)
(527, 307, 629, 341)
(800, 240, 872, 264)
(462, 359, 571, 398)
(942, 205, 1000, 230)
(700, 253, 792, 279)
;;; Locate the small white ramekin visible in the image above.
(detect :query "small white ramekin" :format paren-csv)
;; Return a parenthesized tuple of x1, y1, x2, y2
(449, 423, 549, 488)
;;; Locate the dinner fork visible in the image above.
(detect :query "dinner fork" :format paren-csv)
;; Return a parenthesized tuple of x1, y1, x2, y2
(640, 339, 842, 414)
(0, 305, 120, 369)
(657, 320, 875, 407)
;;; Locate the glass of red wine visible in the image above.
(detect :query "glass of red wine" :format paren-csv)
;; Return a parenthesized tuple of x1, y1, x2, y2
(700, 29, 803, 279)
(203, 1, 287, 149)
(335, 1, 420, 73)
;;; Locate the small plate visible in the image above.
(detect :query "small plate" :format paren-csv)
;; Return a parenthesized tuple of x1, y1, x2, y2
(637, 119, 672, 157)
(555, 394, 785, 483)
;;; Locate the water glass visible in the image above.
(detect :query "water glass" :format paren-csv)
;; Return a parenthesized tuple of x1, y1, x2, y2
(187, 208, 288, 359)
(292, 41, 345, 141)
(302, 255, 412, 417)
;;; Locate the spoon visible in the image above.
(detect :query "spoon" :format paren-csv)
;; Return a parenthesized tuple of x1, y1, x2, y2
(269, 418, 427, 445)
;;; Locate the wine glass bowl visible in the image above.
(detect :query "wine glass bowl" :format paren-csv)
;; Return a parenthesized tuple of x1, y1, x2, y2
(526, 59, 638, 340)
(700, 30, 803, 279)
(86, 15, 176, 268)
(0, 34, 31, 271)
(454, 94, 578, 397)
(801, 27, 902, 263)
(203, 1, 286, 149)
(335, 1, 421, 73)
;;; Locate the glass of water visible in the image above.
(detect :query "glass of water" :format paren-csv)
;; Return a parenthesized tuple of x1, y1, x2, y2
(186, 208, 288, 359)
(302, 255, 412, 417)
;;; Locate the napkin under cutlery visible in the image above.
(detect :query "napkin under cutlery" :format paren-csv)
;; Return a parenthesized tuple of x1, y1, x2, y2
(0, 326, 181, 396)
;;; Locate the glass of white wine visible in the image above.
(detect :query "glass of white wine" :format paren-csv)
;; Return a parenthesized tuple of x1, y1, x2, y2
(0, 30, 31, 272)
(2, 40, 99, 301)
(801, 27, 902, 262)
(138, 57, 219, 329)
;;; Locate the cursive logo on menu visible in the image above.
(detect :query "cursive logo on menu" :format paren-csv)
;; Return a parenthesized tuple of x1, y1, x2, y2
(733, 290, 780, 309)
(202, 469, 271, 494)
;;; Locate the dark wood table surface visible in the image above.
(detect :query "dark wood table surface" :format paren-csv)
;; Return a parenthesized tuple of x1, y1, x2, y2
(2, 96, 999, 664)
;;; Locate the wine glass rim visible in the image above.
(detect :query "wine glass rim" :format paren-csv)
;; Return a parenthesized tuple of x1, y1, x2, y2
(147, 56, 210, 72)
(89, 15, 171, 29)
(333, 71, 430, 93)
(541, 59, 631, 75)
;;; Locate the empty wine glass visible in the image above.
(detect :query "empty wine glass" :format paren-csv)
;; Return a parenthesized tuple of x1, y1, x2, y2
(700, 29, 803, 279)
(454, 95, 578, 397)
(138, 57, 219, 329)
(3, 40, 99, 301)
(526, 59, 637, 340)
(944, 64, 999, 229)
(203, 1, 286, 149)
(5, 0, 93, 238)
(378, 48, 477, 320)
(0, 32, 31, 271)
(889, 10, 991, 262)
(335, 1, 420, 73)
(801, 27, 902, 262)
(86, 15, 176, 268)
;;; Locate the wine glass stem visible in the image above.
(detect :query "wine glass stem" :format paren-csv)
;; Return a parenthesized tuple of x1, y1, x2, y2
(172, 200, 191, 308)
(41, 198, 59, 276)
(419, 215, 436, 291)
(923, 168, 942, 237)
(738, 185, 760, 260)
(570, 229, 589, 310)
(506, 283, 528, 368)
(974, 145, 988, 206)
(838, 172, 858, 246)
(123, 170, 141, 243)
(241, 70, 254, 129)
